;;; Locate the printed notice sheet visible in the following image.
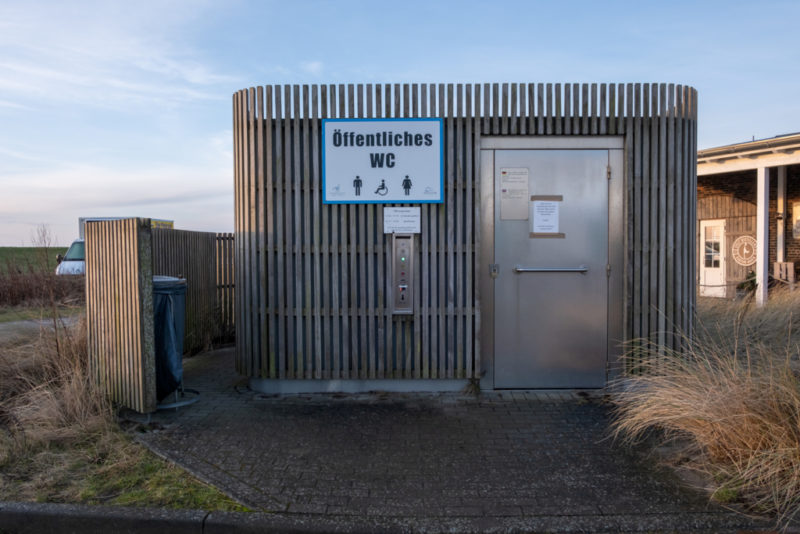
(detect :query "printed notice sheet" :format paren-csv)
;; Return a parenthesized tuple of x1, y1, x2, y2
(384, 207, 421, 233)
(529, 195, 564, 238)
(499, 168, 529, 220)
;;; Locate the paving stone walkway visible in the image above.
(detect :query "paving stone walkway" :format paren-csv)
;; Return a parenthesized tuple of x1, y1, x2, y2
(134, 348, 767, 532)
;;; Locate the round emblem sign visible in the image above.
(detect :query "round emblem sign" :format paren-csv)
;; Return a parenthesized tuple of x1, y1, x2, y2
(732, 235, 757, 266)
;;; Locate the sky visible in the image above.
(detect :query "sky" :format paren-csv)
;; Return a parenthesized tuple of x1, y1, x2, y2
(1, 0, 798, 246)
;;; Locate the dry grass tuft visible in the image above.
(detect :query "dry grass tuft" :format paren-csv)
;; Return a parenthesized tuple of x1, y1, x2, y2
(0, 315, 112, 461)
(612, 289, 800, 526)
(0, 311, 247, 511)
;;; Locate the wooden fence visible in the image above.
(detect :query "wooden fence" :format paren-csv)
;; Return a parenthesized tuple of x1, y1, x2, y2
(86, 220, 236, 412)
(86, 218, 156, 413)
(152, 228, 217, 354)
(233, 83, 698, 379)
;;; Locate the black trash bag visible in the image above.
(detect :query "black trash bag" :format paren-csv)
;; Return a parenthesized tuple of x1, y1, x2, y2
(153, 276, 187, 401)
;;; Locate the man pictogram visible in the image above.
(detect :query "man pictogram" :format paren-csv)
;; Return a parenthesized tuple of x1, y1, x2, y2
(353, 175, 362, 196)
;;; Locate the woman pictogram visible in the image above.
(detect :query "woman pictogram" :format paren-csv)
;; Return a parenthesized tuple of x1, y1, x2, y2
(402, 175, 412, 195)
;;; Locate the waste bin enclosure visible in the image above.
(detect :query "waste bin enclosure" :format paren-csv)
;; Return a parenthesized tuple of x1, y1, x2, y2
(153, 276, 187, 400)
(233, 83, 697, 391)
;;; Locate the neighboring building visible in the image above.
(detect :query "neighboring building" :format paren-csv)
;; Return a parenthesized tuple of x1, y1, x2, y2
(697, 133, 800, 304)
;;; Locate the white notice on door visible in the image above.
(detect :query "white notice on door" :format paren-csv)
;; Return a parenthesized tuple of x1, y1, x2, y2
(532, 200, 560, 233)
(500, 168, 529, 220)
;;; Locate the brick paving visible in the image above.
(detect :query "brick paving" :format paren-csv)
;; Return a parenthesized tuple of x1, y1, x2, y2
(134, 347, 766, 532)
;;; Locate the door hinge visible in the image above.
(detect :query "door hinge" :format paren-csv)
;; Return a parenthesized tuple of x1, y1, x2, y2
(607, 165, 612, 180)
(606, 264, 611, 278)
(489, 264, 499, 279)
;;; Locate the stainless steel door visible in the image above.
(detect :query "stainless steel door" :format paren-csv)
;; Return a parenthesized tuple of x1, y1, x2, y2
(494, 150, 609, 388)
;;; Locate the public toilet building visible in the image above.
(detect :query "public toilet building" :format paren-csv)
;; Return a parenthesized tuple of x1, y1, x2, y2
(697, 133, 800, 305)
(233, 83, 698, 392)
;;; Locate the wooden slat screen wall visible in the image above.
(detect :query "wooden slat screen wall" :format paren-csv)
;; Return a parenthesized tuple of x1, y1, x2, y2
(233, 83, 698, 378)
(216, 232, 235, 337)
(86, 218, 156, 413)
(152, 228, 216, 354)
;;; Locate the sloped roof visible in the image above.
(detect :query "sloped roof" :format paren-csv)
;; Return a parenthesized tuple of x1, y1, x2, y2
(698, 133, 800, 175)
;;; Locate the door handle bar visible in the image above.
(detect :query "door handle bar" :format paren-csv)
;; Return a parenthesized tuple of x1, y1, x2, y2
(514, 265, 588, 274)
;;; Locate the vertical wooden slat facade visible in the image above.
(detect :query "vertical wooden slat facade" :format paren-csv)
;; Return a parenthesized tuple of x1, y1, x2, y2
(233, 83, 698, 380)
(86, 218, 156, 413)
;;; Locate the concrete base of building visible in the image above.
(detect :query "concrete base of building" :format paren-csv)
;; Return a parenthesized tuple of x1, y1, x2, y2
(249, 378, 470, 394)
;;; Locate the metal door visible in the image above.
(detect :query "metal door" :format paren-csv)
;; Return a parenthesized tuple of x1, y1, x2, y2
(493, 150, 609, 388)
(699, 220, 726, 297)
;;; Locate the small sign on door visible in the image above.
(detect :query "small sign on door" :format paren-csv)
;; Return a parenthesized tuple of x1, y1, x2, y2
(530, 195, 564, 238)
(500, 168, 529, 220)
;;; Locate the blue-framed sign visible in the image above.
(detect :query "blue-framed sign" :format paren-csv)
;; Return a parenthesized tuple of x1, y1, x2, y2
(322, 118, 444, 204)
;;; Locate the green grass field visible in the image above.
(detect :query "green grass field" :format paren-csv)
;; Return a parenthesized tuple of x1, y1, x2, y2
(0, 247, 67, 274)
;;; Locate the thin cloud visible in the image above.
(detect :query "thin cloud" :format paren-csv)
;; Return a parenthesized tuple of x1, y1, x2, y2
(99, 191, 229, 209)
(0, 2, 239, 112)
(0, 147, 43, 162)
(0, 161, 233, 245)
(0, 98, 29, 110)
(301, 61, 324, 77)
(132, 55, 238, 86)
